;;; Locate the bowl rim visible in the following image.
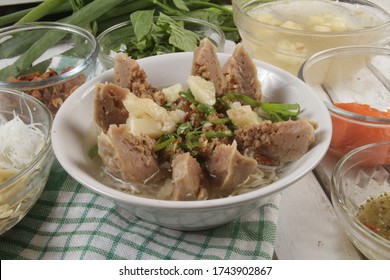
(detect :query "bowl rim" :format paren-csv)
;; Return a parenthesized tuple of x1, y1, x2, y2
(232, 0, 390, 36)
(52, 51, 332, 211)
(0, 21, 99, 89)
(0, 88, 53, 190)
(299, 45, 390, 125)
(331, 141, 390, 248)
(96, 16, 226, 64)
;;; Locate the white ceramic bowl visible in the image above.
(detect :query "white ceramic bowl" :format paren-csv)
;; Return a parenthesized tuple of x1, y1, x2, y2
(52, 52, 332, 230)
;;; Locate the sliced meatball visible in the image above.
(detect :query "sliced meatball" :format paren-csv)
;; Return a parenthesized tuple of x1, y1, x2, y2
(221, 43, 262, 101)
(94, 82, 129, 133)
(191, 38, 224, 95)
(114, 52, 166, 105)
(207, 141, 257, 190)
(97, 124, 159, 182)
(234, 119, 316, 165)
(171, 153, 208, 201)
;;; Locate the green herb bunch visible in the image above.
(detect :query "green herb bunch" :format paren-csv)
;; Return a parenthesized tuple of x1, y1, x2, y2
(124, 11, 202, 59)
(0, 0, 239, 40)
(0, 0, 238, 79)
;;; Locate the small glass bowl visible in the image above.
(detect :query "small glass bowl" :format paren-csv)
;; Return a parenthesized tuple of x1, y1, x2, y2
(299, 46, 390, 158)
(97, 16, 226, 70)
(0, 89, 54, 235)
(233, 0, 390, 75)
(331, 142, 390, 259)
(0, 22, 99, 116)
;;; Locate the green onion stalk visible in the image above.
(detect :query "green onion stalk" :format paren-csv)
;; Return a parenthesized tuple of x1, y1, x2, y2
(0, 0, 140, 79)
(0, 0, 239, 79)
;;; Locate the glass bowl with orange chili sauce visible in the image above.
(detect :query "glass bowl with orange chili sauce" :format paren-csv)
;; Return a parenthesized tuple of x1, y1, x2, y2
(299, 46, 390, 158)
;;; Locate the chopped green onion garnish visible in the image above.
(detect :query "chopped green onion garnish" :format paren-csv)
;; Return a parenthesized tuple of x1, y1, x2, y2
(225, 92, 262, 107)
(88, 144, 99, 159)
(260, 102, 300, 122)
(204, 130, 233, 139)
(154, 134, 176, 151)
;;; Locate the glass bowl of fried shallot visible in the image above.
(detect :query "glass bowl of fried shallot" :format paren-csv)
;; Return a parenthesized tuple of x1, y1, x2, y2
(0, 22, 99, 117)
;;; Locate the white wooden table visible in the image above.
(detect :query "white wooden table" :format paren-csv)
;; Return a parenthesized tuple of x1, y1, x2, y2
(274, 0, 390, 259)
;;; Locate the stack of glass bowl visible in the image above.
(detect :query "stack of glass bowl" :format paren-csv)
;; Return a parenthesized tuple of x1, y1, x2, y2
(0, 21, 98, 235)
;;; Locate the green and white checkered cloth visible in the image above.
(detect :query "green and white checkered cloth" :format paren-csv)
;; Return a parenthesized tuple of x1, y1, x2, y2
(0, 159, 281, 260)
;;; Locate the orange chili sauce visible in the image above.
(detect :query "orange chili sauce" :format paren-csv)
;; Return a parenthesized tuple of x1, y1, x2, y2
(334, 103, 390, 118)
(329, 103, 390, 157)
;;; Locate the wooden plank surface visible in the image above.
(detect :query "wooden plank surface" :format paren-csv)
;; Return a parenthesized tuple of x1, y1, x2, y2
(273, 0, 389, 261)
(275, 172, 363, 259)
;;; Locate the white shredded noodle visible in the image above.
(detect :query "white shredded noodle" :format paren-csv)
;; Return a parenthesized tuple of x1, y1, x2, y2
(0, 114, 45, 170)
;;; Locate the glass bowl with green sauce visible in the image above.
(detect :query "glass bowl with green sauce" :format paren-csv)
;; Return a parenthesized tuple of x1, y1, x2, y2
(331, 142, 390, 259)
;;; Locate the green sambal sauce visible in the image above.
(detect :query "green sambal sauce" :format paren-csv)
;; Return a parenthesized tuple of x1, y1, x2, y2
(357, 192, 390, 241)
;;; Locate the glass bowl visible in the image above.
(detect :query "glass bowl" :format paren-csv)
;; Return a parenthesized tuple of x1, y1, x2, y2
(232, 0, 390, 75)
(331, 142, 390, 259)
(0, 22, 99, 116)
(97, 16, 226, 70)
(0, 89, 54, 235)
(299, 46, 390, 158)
